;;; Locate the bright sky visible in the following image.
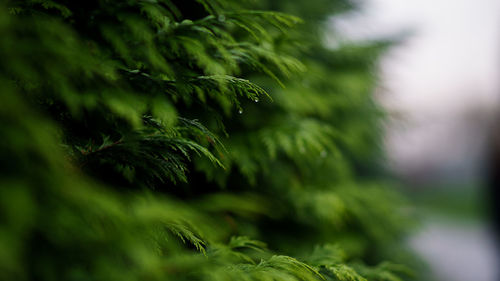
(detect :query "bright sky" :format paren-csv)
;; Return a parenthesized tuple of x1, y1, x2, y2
(330, 0, 500, 181)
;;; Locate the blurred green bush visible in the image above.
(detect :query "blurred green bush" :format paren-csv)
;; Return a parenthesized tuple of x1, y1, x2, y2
(0, 0, 416, 280)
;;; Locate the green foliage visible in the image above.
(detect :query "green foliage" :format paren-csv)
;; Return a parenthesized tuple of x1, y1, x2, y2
(0, 0, 417, 281)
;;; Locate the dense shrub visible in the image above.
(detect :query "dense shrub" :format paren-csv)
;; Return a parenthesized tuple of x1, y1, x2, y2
(0, 1, 415, 280)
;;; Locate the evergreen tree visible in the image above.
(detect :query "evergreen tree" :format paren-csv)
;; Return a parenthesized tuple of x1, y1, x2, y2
(1, 0, 416, 280)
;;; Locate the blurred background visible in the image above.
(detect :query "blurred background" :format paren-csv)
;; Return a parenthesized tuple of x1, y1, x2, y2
(329, 0, 500, 280)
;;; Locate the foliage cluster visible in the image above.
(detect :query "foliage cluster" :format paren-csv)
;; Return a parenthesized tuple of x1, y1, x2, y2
(0, 0, 416, 280)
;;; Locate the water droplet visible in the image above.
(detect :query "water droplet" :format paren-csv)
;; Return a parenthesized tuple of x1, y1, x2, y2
(320, 150, 327, 158)
(254, 97, 259, 102)
(218, 15, 226, 22)
(238, 108, 243, 114)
